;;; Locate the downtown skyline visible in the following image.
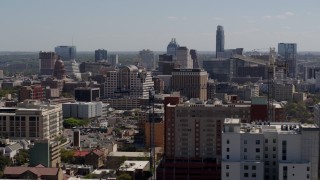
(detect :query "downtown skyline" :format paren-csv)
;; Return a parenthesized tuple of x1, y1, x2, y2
(1, 0, 320, 52)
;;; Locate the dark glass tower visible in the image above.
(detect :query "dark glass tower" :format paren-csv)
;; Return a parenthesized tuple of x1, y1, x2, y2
(216, 25, 225, 58)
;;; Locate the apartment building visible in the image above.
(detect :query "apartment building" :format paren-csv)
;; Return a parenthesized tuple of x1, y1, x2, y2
(157, 99, 251, 180)
(62, 101, 108, 119)
(0, 100, 63, 140)
(222, 118, 319, 180)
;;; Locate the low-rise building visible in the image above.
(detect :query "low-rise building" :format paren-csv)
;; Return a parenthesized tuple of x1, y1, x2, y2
(4, 165, 63, 180)
(62, 101, 108, 119)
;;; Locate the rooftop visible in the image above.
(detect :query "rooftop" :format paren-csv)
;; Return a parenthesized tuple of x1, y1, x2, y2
(118, 161, 149, 172)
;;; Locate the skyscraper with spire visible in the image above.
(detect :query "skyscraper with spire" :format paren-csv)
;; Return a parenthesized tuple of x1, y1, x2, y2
(216, 25, 225, 58)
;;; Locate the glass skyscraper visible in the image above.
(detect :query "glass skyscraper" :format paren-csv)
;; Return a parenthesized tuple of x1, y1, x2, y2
(55, 46, 76, 61)
(278, 43, 297, 78)
(216, 25, 225, 58)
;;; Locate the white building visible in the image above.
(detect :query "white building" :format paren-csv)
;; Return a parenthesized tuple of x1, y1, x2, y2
(222, 118, 319, 180)
(176, 46, 193, 69)
(62, 101, 107, 119)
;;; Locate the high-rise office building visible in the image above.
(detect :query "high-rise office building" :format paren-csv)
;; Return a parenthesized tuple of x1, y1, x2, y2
(176, 46, 193, 69)
(53, 59, 66, 80)
(139, 49, 155, 70)
(95, 49, 108, 62)
(190, 49, 199, 68)
(39, 51, 57, 76)
(109, 54, 119, 67)
(55, 46, 76, 61)
(278, 43, 297, 78)
(216, 25, 225, 58)
(167, 38, 180, 58)
(172, 68, 208, 100)
(104, 65, 153, 99)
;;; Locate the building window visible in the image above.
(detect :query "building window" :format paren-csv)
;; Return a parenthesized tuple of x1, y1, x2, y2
(307, 167, 310, 171)
(252, 173, 256, 178)
(227, 139, 229, 144)
(244, 173, 249, 177)
(226, 165, 229, 169)
(256, 140, 260, 144)
(265, 147, 268, 151)
(226, 148, 229, 152)
(226, 155, 229, 159)
(244, 148, 247, 152)
(252, 165, 256, 170)
(244, 165, 248, 170)
(265, 154, 268, 158)
(226, 172, 229, 177)
(273, 138, 276, 143)
(256, 148, 260, 153)
(244, 155, 247, 160)
(244, 140, 247, 144)
(265, 139, 268, 143)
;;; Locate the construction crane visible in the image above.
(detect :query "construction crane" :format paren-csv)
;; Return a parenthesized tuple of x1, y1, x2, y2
(232, 47, 282, 121)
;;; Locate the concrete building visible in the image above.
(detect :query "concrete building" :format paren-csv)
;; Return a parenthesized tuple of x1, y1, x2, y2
(108, 54, 118, 67)
(103, 65, 153, 99)
(63, 59, 80, 78)
(157, 99, 251, 180)
(171, 68, 208, 100)
(222, 118, 319, 180)
(79, 61, 111, 76)
(102, 98, 140, 110)
(39, 51, 57, 76)
(62, 101, 106, 119)
(176, 46, 193, 69)
(0, 100, 63, 140)
(139, 49, 155, 70)
(157, 54, 179, 75)
(278, 43, 297, 78)
(74, 87, 100, 102)
(55, 46, 76, 61)
(95, 49, 107, 62)
(29, 139, 62, 168)
(273, 83, 295, 102)
(73, 129, 80, 147)
(216, 25, 225, 58)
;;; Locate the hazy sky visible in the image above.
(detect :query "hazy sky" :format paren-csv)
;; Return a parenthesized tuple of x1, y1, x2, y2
(1, 0, 320, 52)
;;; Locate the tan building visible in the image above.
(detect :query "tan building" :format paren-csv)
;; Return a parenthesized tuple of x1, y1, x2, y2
(165, 99, 251, 160)
(145, 121, 164, 149)
(172, 68, 208, 100)
(39, 51, 57, 76)
(0, 100, 63, 140)
(4, 165, 63, 180)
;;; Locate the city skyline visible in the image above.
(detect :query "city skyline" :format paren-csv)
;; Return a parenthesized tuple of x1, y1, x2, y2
(1, 0, 320, 51)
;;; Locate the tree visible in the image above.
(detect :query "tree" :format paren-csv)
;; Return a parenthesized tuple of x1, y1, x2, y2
(117, 173, 132, 180)
(0, 154, 11, 177)
(63, 118, 89, 128)
(14, 149, 29, 165)
(60, 149, 75, 163)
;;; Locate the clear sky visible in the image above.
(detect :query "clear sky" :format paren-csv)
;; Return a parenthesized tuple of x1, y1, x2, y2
(1, 0, 320, 52)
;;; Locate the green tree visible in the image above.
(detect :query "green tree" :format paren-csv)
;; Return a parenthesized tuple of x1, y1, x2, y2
(60, 149, 75, 163)
(117, 173, 132, 180)
(14, 149, 29, 165)
(0, 154, 11, 177)
(63, 118, 89, 128)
